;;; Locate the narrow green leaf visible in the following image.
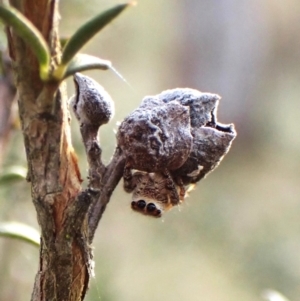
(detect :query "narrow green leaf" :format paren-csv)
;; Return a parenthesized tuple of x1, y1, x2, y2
(61, 53, 111, 79)
(61, 2, 133, 66)
(0, 4, 50, 80)
(60, 37, 69, 48)
(0, 166, 27, 185)
(0, 222, 40, 247)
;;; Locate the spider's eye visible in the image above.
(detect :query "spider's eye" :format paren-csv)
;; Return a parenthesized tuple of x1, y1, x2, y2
(137, 200, 146, 209)
(146, 203, 156, 212)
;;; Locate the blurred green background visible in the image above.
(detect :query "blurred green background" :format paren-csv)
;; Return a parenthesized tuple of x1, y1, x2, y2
(1, 0, 300, 300)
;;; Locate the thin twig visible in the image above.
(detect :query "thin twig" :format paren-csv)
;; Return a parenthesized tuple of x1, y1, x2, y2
(78, 119, 125, 242)
(80, 123, 106, 189)
(88, 147, 125, 242)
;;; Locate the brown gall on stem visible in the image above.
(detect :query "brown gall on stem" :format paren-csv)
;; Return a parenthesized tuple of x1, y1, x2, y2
(69, 73, 113, 189)
(70, 73, 114, 128)
(117, 88, 236, 217)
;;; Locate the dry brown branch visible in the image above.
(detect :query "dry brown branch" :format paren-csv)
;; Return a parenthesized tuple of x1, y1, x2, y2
(5, 1, 107, 300)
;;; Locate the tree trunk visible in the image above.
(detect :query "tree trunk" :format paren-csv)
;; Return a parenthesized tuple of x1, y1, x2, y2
(6, 1, 122, 300)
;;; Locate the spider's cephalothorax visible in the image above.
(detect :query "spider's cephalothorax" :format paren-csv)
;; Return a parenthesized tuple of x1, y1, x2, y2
(123, 163, 185, 217)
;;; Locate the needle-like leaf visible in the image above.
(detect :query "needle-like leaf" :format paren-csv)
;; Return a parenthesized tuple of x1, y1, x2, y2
(0, 4, 50, 80)
(0, 222, 40, 247)
(61, 2, 133, 67)
(53, 53, 111, 80)
(0, 166, 27, 185)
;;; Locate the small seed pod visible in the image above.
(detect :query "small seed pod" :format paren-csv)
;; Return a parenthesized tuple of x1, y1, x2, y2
(117, 97, 193, 172)
(70, 73, 114, 128)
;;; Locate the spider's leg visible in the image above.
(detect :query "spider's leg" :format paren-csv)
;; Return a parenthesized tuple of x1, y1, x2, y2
(123, 161, 136, 193)
(176, 177, 186, 201)
(162, 169, 180, 205)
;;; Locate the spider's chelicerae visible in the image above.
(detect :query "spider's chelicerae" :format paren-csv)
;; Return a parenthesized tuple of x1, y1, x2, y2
(123, 162, 187, 217)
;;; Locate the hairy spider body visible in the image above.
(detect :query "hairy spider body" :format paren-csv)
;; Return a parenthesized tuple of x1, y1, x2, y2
(124, 163, 185, 217)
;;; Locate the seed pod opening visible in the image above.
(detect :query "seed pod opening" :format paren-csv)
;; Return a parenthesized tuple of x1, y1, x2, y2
(172, 124, 236, 185)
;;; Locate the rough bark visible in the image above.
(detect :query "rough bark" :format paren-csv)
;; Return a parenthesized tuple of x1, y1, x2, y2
(0, 52, 17, 167)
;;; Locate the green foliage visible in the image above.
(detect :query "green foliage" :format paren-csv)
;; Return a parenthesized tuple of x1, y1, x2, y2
(0, 2, 132, 82)
(0, 222, 40, 247)
(53, 2, 132, 81)
(0, 4, 50, 80)
(0, 166, 27, 185)
(61, 3, 131, 66)
(63, 53, 111, 79)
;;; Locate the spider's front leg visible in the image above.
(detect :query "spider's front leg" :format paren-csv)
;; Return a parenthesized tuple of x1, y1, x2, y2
(123, 161, 136, 193)
(176, 177, 186, 202)
(162, 169, 181, 206)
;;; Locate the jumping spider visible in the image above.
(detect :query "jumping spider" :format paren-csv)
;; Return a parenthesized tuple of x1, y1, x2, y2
(123, 162, 187, 217)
